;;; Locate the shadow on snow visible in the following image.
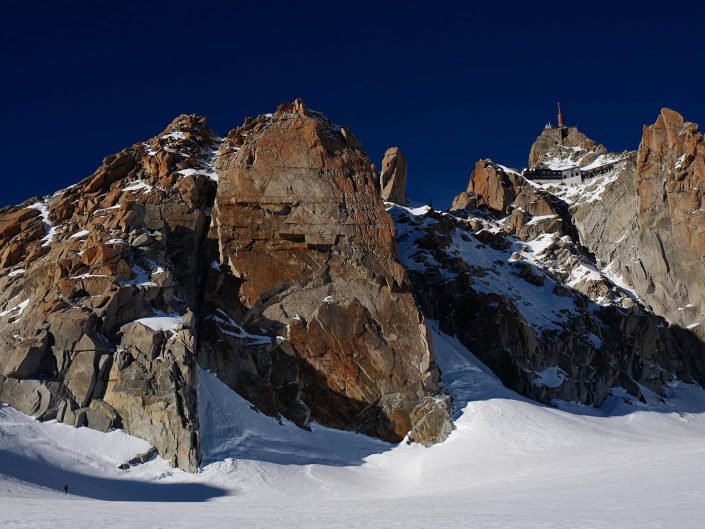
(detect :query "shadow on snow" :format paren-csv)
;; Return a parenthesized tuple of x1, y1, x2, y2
(0, 448, 228, 502)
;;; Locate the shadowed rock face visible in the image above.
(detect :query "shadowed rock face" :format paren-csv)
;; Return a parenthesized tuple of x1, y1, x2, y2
(199, 100, 452, 446)
(0, 114, 219, 470)
(392, 204, 705, 408)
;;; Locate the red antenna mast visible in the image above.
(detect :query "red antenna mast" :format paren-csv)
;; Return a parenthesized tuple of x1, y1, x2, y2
(557, 102, 565, 128)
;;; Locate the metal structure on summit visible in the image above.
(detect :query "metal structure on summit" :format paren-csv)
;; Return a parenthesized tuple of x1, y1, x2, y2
(523, 103, 630, 186)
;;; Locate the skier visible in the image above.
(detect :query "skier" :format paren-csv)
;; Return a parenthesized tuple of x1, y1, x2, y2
(64, 484, 68, 495)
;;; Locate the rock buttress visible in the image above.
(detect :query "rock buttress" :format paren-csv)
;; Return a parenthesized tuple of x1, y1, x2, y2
(0, 114, 219, 470)
(199, 100, 452, 445)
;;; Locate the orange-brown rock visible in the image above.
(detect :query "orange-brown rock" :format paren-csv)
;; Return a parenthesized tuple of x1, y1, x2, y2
(451, 160, 570, 241)
(0, 208, 40, 239)
(379, 146, 408, 205)
(1, 102, 454, 470)
(452, 160, 522, 214)
(0, 113, 219, 470)
(200, 100, 452, 445)
(569, 109, 705, 342)
(632, 109, 705, 338)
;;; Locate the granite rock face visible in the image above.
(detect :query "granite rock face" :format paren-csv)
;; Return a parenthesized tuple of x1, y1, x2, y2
(452, 160, 520, 214)
(379, 147, 409, 205)
(199, 100, 452, 445)
(392, 200, 704, 408)
(5, 101, 704, 471)
(569, 109, 705, 341)
(528, 125, 607, 169)
(436, 110, 705, 406)
(0, 101, 455, 467)
(0, 114, 219, 470)
(451, 160, 572, 240)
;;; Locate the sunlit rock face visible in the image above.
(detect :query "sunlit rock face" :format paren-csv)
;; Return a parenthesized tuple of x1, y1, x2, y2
(0, 101, 454, 469)
(528, 125, 607, 170)
(0, 114, 219, 470)
(200, 100, 452, 446)
(565, 109, 705, 344)
(379, 146, 409, 205)
(3, 100, 705, 472)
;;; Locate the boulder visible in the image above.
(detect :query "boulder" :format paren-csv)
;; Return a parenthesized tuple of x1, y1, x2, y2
(0, 328, 50, 378)
(74, 399, 119, 432)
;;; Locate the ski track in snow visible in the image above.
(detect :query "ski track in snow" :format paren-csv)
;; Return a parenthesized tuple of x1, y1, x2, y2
(2, 323, 705, 528)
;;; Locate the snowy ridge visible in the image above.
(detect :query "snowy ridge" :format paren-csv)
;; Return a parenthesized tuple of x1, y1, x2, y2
(391, 202, 635, 332)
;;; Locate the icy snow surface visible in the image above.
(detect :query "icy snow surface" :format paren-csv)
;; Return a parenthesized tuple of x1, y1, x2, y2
(123, 181, 153, 193)
(133, 311, 184, 333)
(391, 205, 579, 332)
(204, 309, 274, 345)
(0, 298, 29, 319)
(27, 200, 56, 247)
(3, 323, 705, 528)
(542, 167, 621, 205)
(69, 229, 90, 239)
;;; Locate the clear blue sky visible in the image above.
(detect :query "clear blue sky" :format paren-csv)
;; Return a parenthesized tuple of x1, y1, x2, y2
(2, 1, 704, 208)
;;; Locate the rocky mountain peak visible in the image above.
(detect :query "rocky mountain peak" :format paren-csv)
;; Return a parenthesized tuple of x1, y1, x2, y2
(430, 108, 705, 413)
(3, 101, 705, 476)
(528, 125, 607, 169)
(638, 107, 703, 184)
(626, 108, 705, 338)
(202, 103, 452, 446)
(161, 113, 210, 134)
(0, 101, 454, 472)
(276, 97, 310, 116)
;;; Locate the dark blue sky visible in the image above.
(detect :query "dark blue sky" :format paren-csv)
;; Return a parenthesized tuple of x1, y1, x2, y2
(2, 1, 704, 208)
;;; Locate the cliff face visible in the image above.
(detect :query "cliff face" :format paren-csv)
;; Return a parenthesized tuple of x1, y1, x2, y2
(0, 100, 453, 470)
(440, 110, 705, 406)
(633, 109, 705, 336)
(199, 101, 451, 446)
(3, 102, 704, 472)
(0, 114, 219, 470)
(569, 109, 705, 342)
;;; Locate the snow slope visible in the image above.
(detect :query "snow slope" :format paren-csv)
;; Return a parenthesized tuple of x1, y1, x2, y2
(3, 324, 705, 528)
